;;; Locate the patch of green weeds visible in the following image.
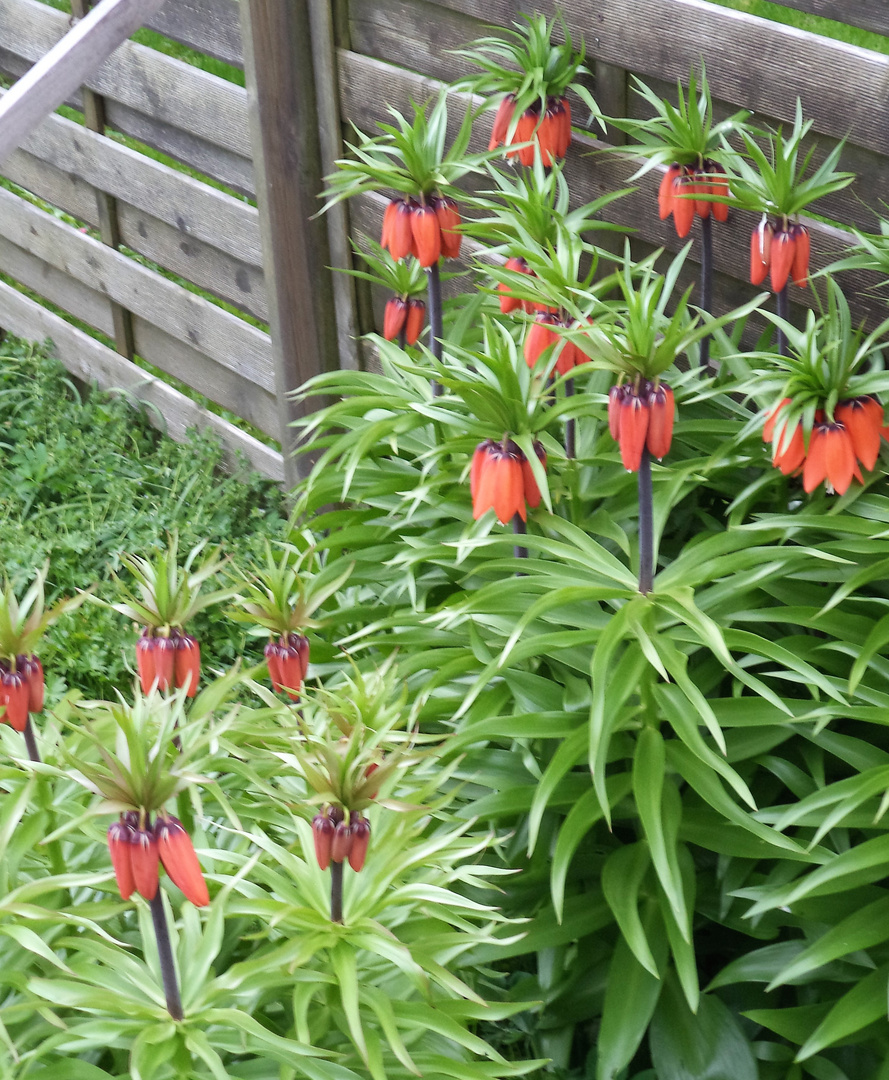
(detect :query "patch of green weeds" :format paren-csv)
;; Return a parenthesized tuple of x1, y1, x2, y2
(0, 335, 287, 701)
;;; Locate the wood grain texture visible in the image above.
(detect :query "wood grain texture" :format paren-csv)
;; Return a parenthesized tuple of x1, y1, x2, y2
(0, 227, 279, 435)
(0, 43, 254, 193)
(339, 52, 886, 332)
(0, 278, 283, 479)
(146, 0, 243, 67)
(1, 146, 269, 319)
(0, 0, 169, 164)
(776, 0, 889, 38)
(309, 0, 360, 371)
(5, 96, 263, 266)
(241, 0, 342, 482)
(2, 0, 251, 158)
(0, 185, 273, 389)
(415, 0, 889, 156)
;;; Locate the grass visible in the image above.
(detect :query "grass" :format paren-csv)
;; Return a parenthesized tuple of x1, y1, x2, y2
(0, 335, 287, 702)
(706, 0, 889, 53)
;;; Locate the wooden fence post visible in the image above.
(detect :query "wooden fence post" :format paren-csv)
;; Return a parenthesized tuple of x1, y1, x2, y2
(70, 0, 136, 363)
(240, 0, 342, 488)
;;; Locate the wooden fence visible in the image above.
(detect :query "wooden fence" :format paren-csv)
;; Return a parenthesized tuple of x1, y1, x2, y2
(0, 0, 886, 485)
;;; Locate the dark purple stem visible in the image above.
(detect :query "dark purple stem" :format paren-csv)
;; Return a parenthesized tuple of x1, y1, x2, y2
(513, 513, 528, 560)
(638, 448, 654, 595)
(150, 892, 183, 1020)
(427, 260, 443, 397)
(775, 286, 789, 357)
(699, 214, 713, 370)
(23, 717, 40, 763)
(330, 860, 344, 923)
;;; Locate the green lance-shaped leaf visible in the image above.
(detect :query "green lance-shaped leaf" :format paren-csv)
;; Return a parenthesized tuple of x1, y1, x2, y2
(601, 841, 659, 977)
(633, 727, 689, 938)
(768, 893, 889, 990)
(650, 977, 758, 1080)
(796, 964, 889, 1062)
(596, 901, 668, 1080)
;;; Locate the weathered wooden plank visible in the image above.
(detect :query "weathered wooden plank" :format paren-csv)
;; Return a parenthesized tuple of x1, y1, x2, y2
(629, 72, 883, 236)
(0, 230, 280, 437)
(131, 318, 280, 437)
(0, 232, 116, 333)
(309, 0, 360, 371)
(0, 43, 254, 194)
(339, 56, 885, 332)
(1, 147, 268, 319)
(775, 0, 889, 38)
(4, 95, 264, 266)
(1, 0, 252, 159)
(348, 0, 484, 85)
(0, 184, 274, 388)
(0, 0, 169, 164)
(146, 0, 243, 67)
(70, 0, 136, 362)
(0, 278, 283, 480)
(241, 0, 342, 482)
(423, 0, 889, 158)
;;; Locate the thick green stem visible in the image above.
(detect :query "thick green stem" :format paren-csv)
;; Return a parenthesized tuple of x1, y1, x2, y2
(150, 892, 183, 1021)
(775, 286, 789, 356)
(330, 860, 344, 923)
(638, 449, 654, 595)
(699, 214, 713, 370)
(426, 261, 443, 397)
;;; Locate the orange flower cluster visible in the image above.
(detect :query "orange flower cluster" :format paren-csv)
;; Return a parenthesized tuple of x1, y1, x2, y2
(383, 296, 425, 345)
(523, 314, 589, 376)
(489, 94, 572, 166)
(136, 631, 200, 698)
(108, 811, 209, 907)
(764, 396, 883, 494)
(381, 196, 462, 266)
(750, 221, 810, 291)
(608, 382, 675, 471)
(471, 439, 546, 523)
(265, 633, 309, 701)
(658, 161, 729, 238)
(312, 806, 371, 873)
(0, 654, 43, 732)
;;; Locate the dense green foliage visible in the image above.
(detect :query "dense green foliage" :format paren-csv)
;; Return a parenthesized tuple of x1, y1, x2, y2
(0, 337, 285, 699)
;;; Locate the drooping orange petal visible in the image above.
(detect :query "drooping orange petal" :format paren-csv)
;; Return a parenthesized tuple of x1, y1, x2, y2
(435, 196, 462, 259)
(383, 297, 408, 341)
(671, 171, 695, 238)
(410, 204, 442, 267)
(489, 94, 515, 150)
(658, 164, 681, 220)
(770, 230, 796, 293)
(836, 398, 881, 472)
(492, 454, 526, 523)
(646, 384, 675, 460)
(388, 201, 414, 261)
(709, 163, 730, 222)
(802, 424, 829, 493)
(790, 223, 810, 288)
(763, 397, 792, 444)
(404, 299, 425, 345)
(750, 221, 772, 286)
(473, 447, 498, 520)
(774, 420, 806, 475)
(619, 394, 650, 471)
(824, 424, 857, 495)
